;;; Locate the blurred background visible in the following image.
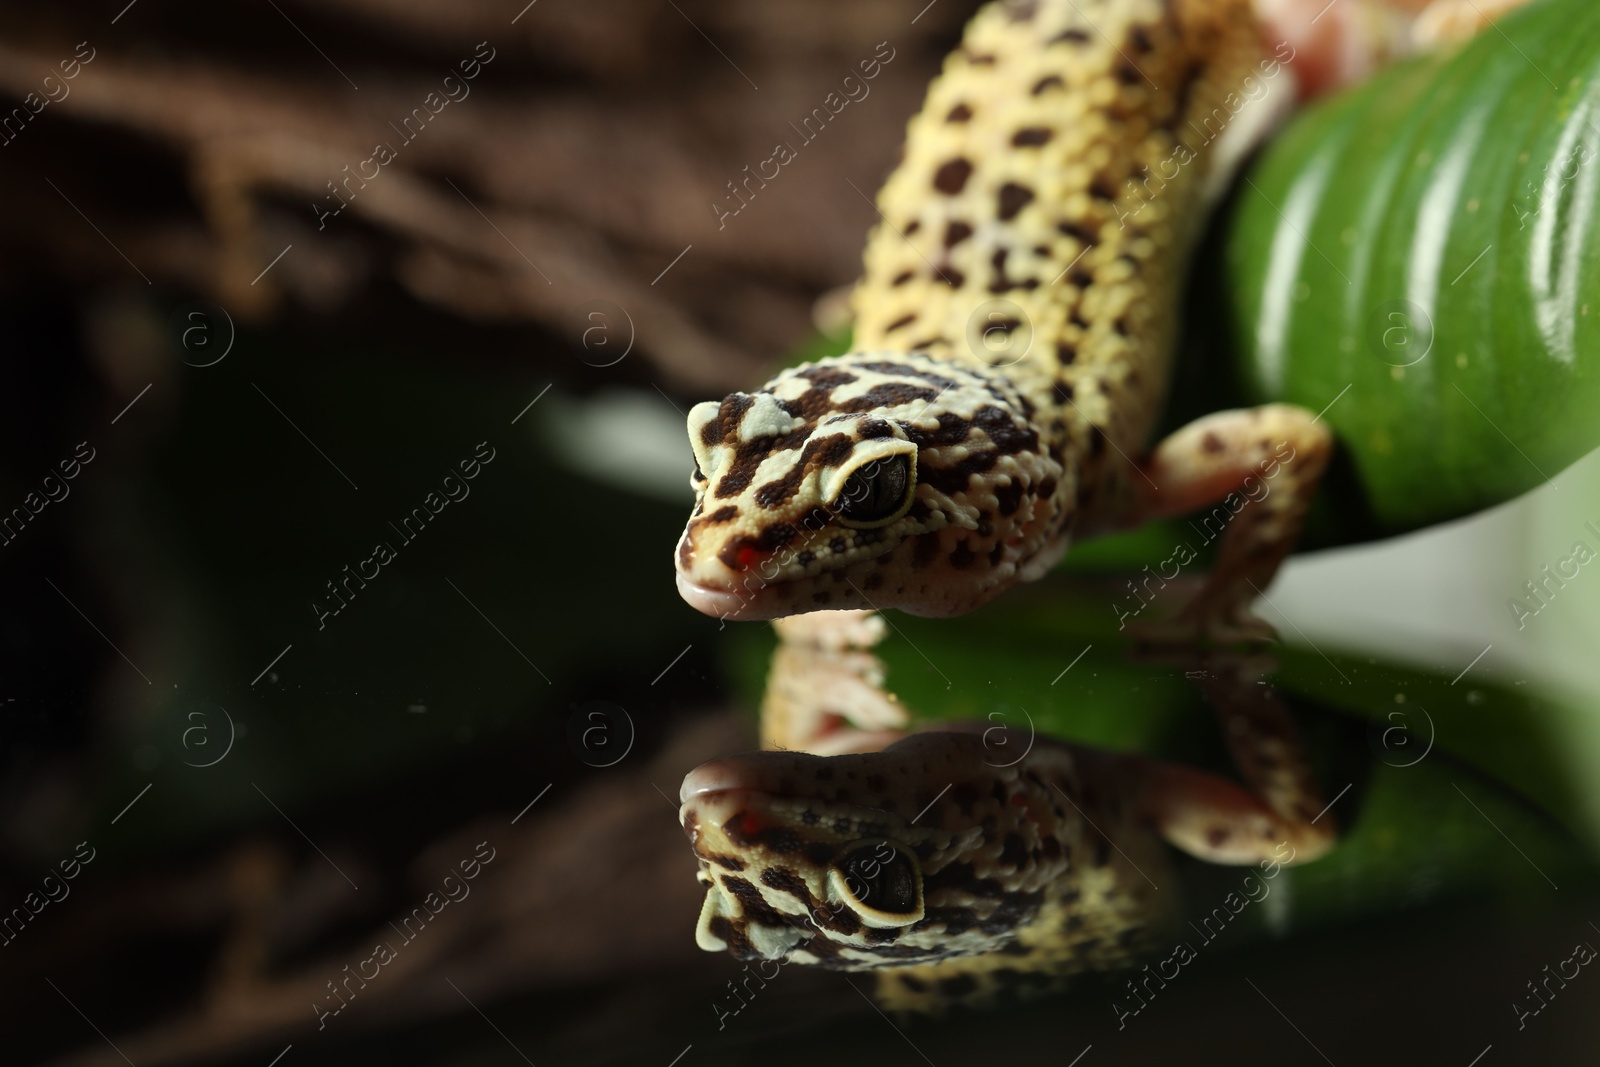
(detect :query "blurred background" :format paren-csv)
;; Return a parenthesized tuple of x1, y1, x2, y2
(2, 0, 1599, 1064)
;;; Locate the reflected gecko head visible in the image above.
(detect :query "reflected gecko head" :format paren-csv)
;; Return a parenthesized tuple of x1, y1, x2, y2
(673, 352, 1071, 621)
(677, 733, 1072, 969)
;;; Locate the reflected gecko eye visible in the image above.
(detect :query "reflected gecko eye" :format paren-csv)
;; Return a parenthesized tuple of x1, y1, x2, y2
(831, 840, 923, 924)
(832, 454, 913, 528)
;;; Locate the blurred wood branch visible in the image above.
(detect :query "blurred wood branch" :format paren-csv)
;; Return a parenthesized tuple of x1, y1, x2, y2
(0, 0, 975, 392)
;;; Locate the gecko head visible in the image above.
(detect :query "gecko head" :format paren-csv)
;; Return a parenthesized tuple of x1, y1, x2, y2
(674, 353, 1071, 621)
(678, 733, 1068, 969)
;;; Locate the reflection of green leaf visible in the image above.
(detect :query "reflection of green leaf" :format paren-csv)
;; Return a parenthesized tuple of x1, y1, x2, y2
(728, 571, 1597, 926)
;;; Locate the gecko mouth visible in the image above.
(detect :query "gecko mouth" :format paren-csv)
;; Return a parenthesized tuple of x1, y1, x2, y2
(675, 572, 758, 619)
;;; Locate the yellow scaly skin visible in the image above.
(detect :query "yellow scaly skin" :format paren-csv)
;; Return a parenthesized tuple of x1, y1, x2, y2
(676, 0, 1327, 632)
(673, 0, 1366, 1015)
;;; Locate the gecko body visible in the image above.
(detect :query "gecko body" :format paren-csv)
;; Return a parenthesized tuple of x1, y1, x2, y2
(677, 0, 1331, 634)
(673, 0, 1505, 1013)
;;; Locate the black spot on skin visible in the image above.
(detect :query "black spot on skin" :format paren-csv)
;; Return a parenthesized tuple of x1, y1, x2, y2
(901, 974, 928, 992)
(761, 867, 811, 901)
(1000, 833, 1028, 868)
(974, 405, 1040, 455)
(939, 269, 967, 288)
(994, 480, 1024, 516)
(1093, 836, 1111, 866)
(797, 549, 816, 566)
(988, 250, 1014, 294)
(1202, 431, 1225, 454)
(1117, 63, 1143, 86)
(864, 926, 902, 944)
(903, 412, 975, 448)
(933, 158, 974, 195)
(801, 809, 819, 825)
(1056, 343, 1077, 365)
(829, 536, 847, 553)
(1088, 426, 1107, 458)
(1207, 827, 1230, 847)
(701, 505, 739, 524)
(944, 220, 973, 247)
(856, 360, 964, 391)
(708, 853, 745, 871)
(951, 782, 980, 814)
(891, 269, 914, 286)
(1039, 836, 1062, 861)
(1058, 220, 1098, 245)
(758, 523, 798, 551)
(964, 51, 997, 66)
(812, 591, 831, 603)
(700, 392, 756, 448)
(862, 573, 883, 591)
(1053, 27, 1091, 44)
(997, 183, 1035, 221)
(755, 826, 804, 854)
(1037, 477, 1058, 499)
(803, 841, 835, 866)
(797, 366, 858, 389)
(1130, 26, 1154, 52)
(946, 102, 973, 123)
(904, 220, 921, 235)
(1051, 381, 1074, 404)
(1005, 0, 1038, 21)
(1032, 75, 1064, 95)
(950, 540, 976, 568)
(913, 531, 941, 567)
(1011, 126, 1053, 147)
(1089, 178, 1119, 202)
(838, 382, 938, 413)
(722, 876, 791, 928)
(752, 434, 854, 510)
(884, 312, 917, 333)
(708, 914, 750, 955)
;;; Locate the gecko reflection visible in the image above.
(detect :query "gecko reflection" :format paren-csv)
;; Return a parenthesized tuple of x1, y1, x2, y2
(679, 611, 1338, 1013)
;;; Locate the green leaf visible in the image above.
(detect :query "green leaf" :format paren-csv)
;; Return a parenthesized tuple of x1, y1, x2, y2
(1225, 0, 1600, 540)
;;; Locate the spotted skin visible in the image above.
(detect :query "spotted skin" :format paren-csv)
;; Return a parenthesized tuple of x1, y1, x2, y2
(680, 355, 1067, 617)
(683, 617, 1335, 1012)
(681, 733, 1176, 1011)
(674, 0, 1517, 1015)
(675, 0, 1330, 633)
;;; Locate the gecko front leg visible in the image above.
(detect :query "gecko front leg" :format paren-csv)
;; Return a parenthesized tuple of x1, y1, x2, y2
(763, 610, 910, 755)
(1130, 649, 1337, 864)
(1100, 403, 1334, 645)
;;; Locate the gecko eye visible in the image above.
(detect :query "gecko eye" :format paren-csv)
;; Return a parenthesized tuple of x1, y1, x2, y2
(830, 839, 923, 926)
(832, 454, 914, 528)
